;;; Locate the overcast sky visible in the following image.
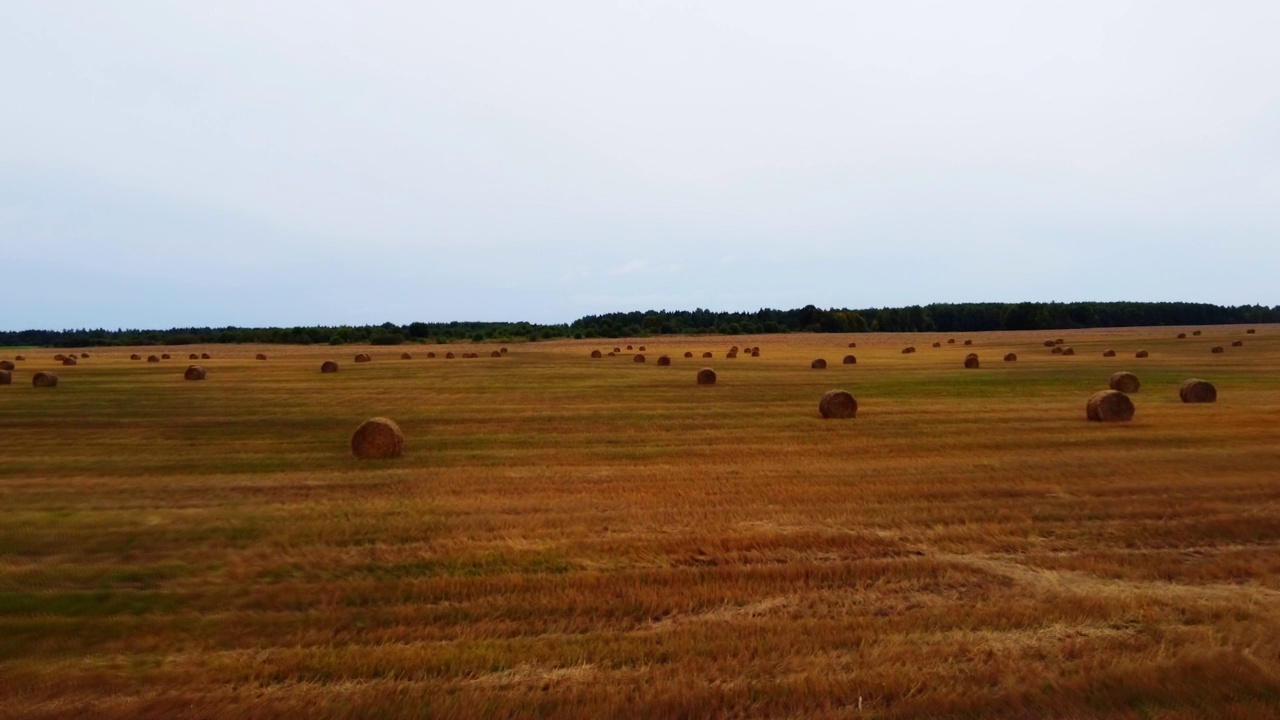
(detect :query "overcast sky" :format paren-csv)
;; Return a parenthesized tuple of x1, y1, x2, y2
(3, 1, 1278, 329)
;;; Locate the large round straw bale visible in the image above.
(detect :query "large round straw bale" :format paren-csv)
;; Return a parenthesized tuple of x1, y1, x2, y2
(32, 372, 58, 388)
(1055, 338, 1065, 345)
(1179, 379, 1217, 403)
(62, 357, 77, 366)
(932, 342, 941, 348)
(1109, 372, 1140, 393)
(901, 347, 915, 354)
(633, 354, 645, 363)
(0, 370, 10, 385)
(426, 352, 436, 359)
(963, 354, 979, 369)
(847, 342, 857, 348)
(1192, 330, 1202, 336)
(811, 358, 827, 369)
(626, 345, 633, 350)
(639, 346, 647, 352)
(751, 349, 759, 357)
(696, 368, 717, 385)
(400, 352, 413, 360)
(1087, 390, 1135, 422)
(1103, 350, 1116, 357)
(53, 354, 66, 362)
(726, 351, 737, 359)
(1135, 350, 1149, 358)
(184, 365, 206, 381)
(818, 390, 857, 419)
(80, 353, 89, 359)
(500, 347, 508, 355)
(1232, 340, 1243, 347)
(1210, 346, 1224, 354)
(351, 417, 404, 459)
(1051, 346, 1063, 355)
(842, 355, 856, 365)
(613, 347, 621, 353)
(607, 352, 616, 357)
(1061, 347, 1075, 356)
(355, 353, 372, 363)
(964, 340, 973, 346)
(201, 353, 211, 360)
(684, 351, 693, 358)
(130, 354, 141, 361)
(147, 355, 160, 363)
(1043, 340, 1055, 347)
(1247, 328, 1256, 334)
(0, 360, 13, 371)
(189, 353, 199, 360)
(1177, 333, 1187, 339)
(591, 350, 603, 358)
(657, 355, 671, 366)
(490, 350, 501, 357)
(161, 354, 171, 360)
(256, 353, 267, 361)
(730, 346, 739, 353)
(321, 361, 339, 373)
(446, 352, 455, 359)
(1004, 353, 1017, 362)
(947, 339, 956, 344)
(702, 351, 713, 358)
(14, 355, 24, 361)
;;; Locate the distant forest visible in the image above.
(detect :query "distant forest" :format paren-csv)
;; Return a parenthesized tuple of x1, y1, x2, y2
(4, 302, 1276, 348)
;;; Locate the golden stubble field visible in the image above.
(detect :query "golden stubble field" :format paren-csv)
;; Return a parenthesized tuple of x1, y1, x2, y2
(2, 326, 1279, 719)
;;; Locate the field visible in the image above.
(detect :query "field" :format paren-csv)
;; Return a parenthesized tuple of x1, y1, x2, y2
(2, 326, 1279, 719)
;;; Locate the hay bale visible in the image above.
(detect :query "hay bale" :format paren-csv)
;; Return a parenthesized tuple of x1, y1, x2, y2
(1043, 340, 1056, 347)
(351, 417, 404, 460)
(702, 352, 713, 359)
(0, 360, 13, 371)
(321, 361, 339, 373)
(355, 353, 372, 363)
(1061, 347, 1075, 356)
(446, 352, 456, 359)
(901, 347, 915, 354)
(626, 345, 633, 350)
(932, 342, 942, 348)
(1109, 372, 1140, 393)
(1051, 346, 1063, 355)
(1102, 350, 1116, 357)
(684, 351, 693, 358)
(614, 347, 621, 353)
(53, 354, 66, 362)
(13, 355, 24, 362)
(1055, 338, 1065, 345)
(848, 342, 857, 348)
(657, 355, 671, 366)
(32, 372, 58, 388)
(1135, 350, 1149, 358)
(818, 390, 857, 419)
(147, 355, 160, 363)
(426, 352, 436, 359)
(130, 354, 141, 361)
(1210, 346, 1224, 354)
(730, 346, 739, 353)
(842, 355, 856, 365)
(0, 370, 10, 385)
(947, 339, 956, 344)
(726, 351, 737, 359)
(1086, 390, 1135, 422)
(607, 352, 616, 357)
(591, 350, 603, 358)
(1177, 333, 1186, 339)
(189, 353, 199, 360)
(1247, 329, 1256, 334)
(490, 350, 501, 358)
(62, 357, 77, 366)
(161, 354, 171, 360)
(1003, 353, 1017, 362)
(751, 349, 759, 357)
(500, 348, 508, 355)
(1179, 379, 1217, 404)
(633, 354, 646, 363)
(202, 353, 211, 360)
(963, 354, 979, 369)
(184, 365, 206, 381)
(639, 346, 647, 352)
(1232, 340, 1244, 347)
(80, 353, 89, 359)
(811, 358, 827, 369)
(400, 352, 413, 360)
(256, 353, 267, 361)
(696, 368, 717, 385)
(964, 340, 973, 346)
(1193, 330, 1202, 336)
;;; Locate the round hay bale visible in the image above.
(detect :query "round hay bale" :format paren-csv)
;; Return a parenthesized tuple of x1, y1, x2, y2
(1179, 379, 1217, 404)
(201, 353, 211, 360)
(147, 355, 160, 363)
(32, 372, 58, 388)
(184, 365, 206, 381)
(80, 353, 89, 359)
(613, 347, 621, 354)
(255, 353, 267, 361)
(1086, 390, 1135, 422)
(53, 354, 66, 362)
(130, 354, 141, 361)
(591, 350, 603, 358)
(626, 345, 633, 350)
(964, 354, 979, 369)
(321, 361, 339, 373)
(1210, 346, 1224, 354)
(683, 351, 693, 358)
(848, 342, 857, 348)
(490, 350, 501, 358)
(657, 355, 671, 366)
(0, 360, 13, 371)
(811, 358, 827, 369)
(702, 352, 713, 359)
(189, 353, 199, 360)
(1003, 353, 1017, 362)
(1102, 350, 1116, 357)
(61, 357, 77, 366)
(1061, 347, 1075, 356)
(0, 370, 10, 385)
(696, 368, 717, 385)
(426, 352, 436, 359)
(14, 355, 24, 361)
(445, 352, 455, 359)
(633, 354, 645, 363)
(726, 351, 737, 359)
(1055, 338, 1065, 345)
(818, 390, 857, 419)
(963, 340, 973, 346)
(842, 355, 856, 365)
(932, 342, 941, 348)
(607, 352, 616, 357)
(400, 352, 413, 360)
(1051, 346, 1063, 355)
(730, 346, 739, 353)
(901, 347, 915, 354)
(639, 346, 647, 352)
(1192, 330, 1202, 336)
(1109, 372, 1140, 393)
(1177, 333, 1187, 339)
(947, 339, 956, 344)
(751, 349, 759, 357)
(161, 354, 171, 360)
(1043, 340, 1055, 347)
(1232, 340, 1243, 347)
(500, 347, 508, 355)
(1135, 350, 1149, 358)
(351, 417, 404, 460)
(1247, 328, 1256, 334)
(355, 353, 372, 363)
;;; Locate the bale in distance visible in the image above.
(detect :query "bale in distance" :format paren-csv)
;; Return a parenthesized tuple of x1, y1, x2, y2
(201, 353, 211, 360)
(1103, 350, 1116, 357)
(53, 354, 66, 362)
(591, 350, 603, 359)
(1051, 346, 1064, 355)
(0, 360, 13, 371)
(847, 342, 857, 348)
(62, 357, 77, 366)
(355, 353, 372, 363)
(607, 352, 616, 357)
(161, 354, 171, 360)
(426, 352, 436, 359)
(626, 345, 633, 350)
(696, 368, 717, 385)
(1135, 350, 1149, 358)
(702, 352, 713, 359)
(401, 352, 413, 360)
(189, 353, 199, 360)
(14, 355, 24, 361)
(638, 346, 647, 352)
(256, 353, 267, 361)
(730, 346, 739, 353)
(446, 352, 456, 359)
(633, 354, 646, 363)
(321, 361, 339, 373)
(351, 417, 404, 460)
(184, 365, 206, 381)
(130, 354, 141, 361)
(842, 355, 856, 365)
(1004, 353, 1017, 362)
(1109, 372, 1140, 393)
(1087, 390, 1135, 422)
(80, 353, 89, 359)
(614, 347, 621, 353)
(1043, 340, 1056, 347)
(1193, 330, 1202, 336)
(1247, 328, 1256, 334)
(818, 390, 857, 419)
(500, 348, 509, 355)
(490, 350, 501, 358)
(0, 370, 10, 385)
(932, 342, 941, 348)
(1177, 333, 1187, 339)
(811, 358, 827, 369)
(1179, 379, 1217, 403)
(1232, 340, 1244, 347)
(751, 349, 759, 357)
(1055, 338, 1065, 345)
(901, 347, 916, 354)
(726, 351, 737, 359)
(964, 354, 979, 369)
(147, 355, 160, 363)
(32, 372, 58, 388)
(964, 340, 973, 346)
(1061, 347, 1075, 356)
(684, 351, 693, 358)
(947, 339, 956, 344)
(1211, 346, 1224, 354)
(657, 355, 671, 366)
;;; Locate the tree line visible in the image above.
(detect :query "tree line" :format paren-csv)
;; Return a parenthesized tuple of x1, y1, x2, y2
(3, 302, 1275, 348)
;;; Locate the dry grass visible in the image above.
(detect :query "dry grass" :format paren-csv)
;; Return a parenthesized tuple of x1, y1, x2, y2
(2, 326, 1279, 718)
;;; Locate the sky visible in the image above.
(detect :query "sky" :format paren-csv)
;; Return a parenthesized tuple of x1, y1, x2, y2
(3, 1, 1279, 330)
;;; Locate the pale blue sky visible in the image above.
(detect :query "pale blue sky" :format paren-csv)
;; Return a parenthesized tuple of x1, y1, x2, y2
(3, 1, 1278, 329)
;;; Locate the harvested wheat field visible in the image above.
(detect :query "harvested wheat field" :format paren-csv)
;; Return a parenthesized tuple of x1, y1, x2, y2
(2, 327, 1280, 719)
